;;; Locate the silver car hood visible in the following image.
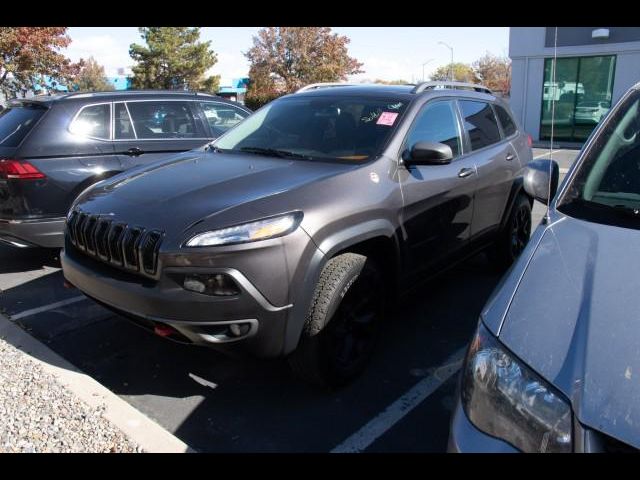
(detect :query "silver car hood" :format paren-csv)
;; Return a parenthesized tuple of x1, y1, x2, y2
(496, 213, 640, 449)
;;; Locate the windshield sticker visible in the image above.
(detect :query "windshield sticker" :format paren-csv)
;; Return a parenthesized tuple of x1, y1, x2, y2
(361, 109, 382, 123)
(376, 112, 398, 126)
(387, 102, 403, 110)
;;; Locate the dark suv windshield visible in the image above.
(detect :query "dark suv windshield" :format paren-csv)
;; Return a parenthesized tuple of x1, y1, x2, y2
(0, 103, 47, 147)
(213, 95, 408, 162)
(558, 89, 640, 229)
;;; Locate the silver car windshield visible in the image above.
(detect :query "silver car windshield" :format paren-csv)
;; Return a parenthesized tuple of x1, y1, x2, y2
(559, 89, 640, 227)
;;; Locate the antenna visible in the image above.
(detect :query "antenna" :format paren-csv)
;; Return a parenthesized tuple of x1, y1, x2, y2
(546, 27, 558, 223)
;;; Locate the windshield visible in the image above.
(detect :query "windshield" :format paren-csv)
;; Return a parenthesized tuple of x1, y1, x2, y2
(0, 103, 47, 147)
(558, 89, 640, 229)
(213, 95, 408, 162)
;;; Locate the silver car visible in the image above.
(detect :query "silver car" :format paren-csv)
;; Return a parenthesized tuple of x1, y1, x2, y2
(449, 82, 640, 452)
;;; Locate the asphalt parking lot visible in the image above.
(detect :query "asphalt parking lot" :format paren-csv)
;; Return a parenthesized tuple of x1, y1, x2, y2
(0, 148, 579, 452)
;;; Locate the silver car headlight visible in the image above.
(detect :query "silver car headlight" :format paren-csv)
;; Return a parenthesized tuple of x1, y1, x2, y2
(461, 322, 573, 453)
(184, 212, 303, 247)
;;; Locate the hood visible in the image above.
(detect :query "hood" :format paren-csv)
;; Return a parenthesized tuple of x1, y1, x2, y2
(497, 214, 640, 448)
(76, 150, 356, 236)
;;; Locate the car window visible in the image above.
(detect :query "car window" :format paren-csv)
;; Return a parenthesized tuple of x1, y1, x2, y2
(459, 100, 501, 150)
(558, 89, 640, 229)
(0, 103, 47, 147)
(199, 102, 249, 136)
(126, 101, 204, 139)
(114, 103, 135, 140)
(213, 96, 408, 162)
(403, 100, 461, 158)
(69, 104, 110, 140)
(495, 104, 517, 137)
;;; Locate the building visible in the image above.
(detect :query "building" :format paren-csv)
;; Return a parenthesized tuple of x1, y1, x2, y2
(106, 76, 132, 91)
(217, 78, 249, 104)
(509, 27, 640, 144)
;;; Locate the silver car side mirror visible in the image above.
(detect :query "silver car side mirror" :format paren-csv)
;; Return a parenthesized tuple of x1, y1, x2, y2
(523, 158, 560, 205)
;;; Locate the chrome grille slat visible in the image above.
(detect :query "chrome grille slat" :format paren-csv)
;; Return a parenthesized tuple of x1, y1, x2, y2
(65, 210, 163, 279)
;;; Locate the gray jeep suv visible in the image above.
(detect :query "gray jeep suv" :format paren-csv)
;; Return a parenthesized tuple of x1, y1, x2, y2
(61, 82, 533, 387)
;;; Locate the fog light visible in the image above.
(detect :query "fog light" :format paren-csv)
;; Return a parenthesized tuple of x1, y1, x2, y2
(229, 323, 251, 337)
(183, 274, 240, 296)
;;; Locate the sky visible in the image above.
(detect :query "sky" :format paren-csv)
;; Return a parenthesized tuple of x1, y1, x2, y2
(64, 27, 510, 86)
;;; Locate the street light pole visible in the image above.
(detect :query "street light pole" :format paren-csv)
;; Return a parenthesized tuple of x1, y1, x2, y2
(422, 59, 433, 82)
(438, 42, 454, 81)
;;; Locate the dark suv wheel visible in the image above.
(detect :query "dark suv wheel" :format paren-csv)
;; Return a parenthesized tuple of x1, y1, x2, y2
(288, 253, 385, 388)
(488, 193, 532, 270)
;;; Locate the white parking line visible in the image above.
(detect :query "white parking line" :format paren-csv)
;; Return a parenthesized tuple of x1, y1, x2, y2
(10, 295, 88, 321)
(331, 346, 467, 453)
(533, 149, 557, 159)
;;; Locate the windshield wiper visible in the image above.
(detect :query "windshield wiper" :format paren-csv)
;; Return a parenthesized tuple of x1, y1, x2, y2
(239, 147, 311, 159)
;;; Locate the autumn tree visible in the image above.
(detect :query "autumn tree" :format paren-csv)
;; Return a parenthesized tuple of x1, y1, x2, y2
(129, 27, 219, 93)
(472, 52, 511, 94)
(71, 56, 114, 92)
(0, 27, 80, 99)
(430, 63, 479, 83)
(373, 79, 410, 85)
(244, 27, 363, 109)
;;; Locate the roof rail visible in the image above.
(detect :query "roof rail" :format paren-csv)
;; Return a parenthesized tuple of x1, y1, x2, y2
(411, 81, 492, 95)
(62, 89, 219, 99)
(295, 82, 361, 93)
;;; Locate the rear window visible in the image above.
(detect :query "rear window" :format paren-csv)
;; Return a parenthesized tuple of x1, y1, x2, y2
(459, 100, 501, 150)
(495, 105, 517, 137)
(0, 104, 47, 147)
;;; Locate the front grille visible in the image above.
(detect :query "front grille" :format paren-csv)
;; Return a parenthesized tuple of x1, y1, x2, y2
(67, 210, 164, 278)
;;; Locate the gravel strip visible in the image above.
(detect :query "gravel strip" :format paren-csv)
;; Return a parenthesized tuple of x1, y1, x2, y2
(0, 336, 141, 453)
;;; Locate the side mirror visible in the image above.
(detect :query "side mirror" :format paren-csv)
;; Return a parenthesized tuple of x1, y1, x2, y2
(403, 141, 453, 166)
(523, 158, 560, 205)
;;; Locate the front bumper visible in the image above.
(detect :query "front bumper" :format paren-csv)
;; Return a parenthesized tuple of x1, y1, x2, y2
(0, 217, 65, 248)
(61, 246, 295, 358)
(447, 398, 519, 453)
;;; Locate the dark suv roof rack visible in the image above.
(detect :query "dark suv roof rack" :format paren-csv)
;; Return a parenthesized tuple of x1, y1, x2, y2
(295, 82, 362, 93)
(411, 81, 492, 94)
(61, 90, 219, 100)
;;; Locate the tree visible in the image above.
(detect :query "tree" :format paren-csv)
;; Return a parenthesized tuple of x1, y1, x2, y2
(244, 27, 363, 109)
(0, 27, 80, 99)
(430, 63, 478, 83)
(472, 52, 511, 94)
(373, 79, 410, 85)
(129, 27, 219, 93)
(71, 56, 114, 92)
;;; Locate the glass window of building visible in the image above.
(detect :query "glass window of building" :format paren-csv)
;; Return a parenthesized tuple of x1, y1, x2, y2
(540, 55, 616, 142)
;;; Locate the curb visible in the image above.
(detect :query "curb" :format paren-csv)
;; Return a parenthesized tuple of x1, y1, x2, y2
(0, 313, 194, 453)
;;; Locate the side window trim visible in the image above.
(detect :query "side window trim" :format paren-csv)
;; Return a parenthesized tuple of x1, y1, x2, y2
(399, 97, 463, 161)
(68, 102, 112, 141)
(491, 103, 506, 140)
(493, 103, 518, 140)
(123, 102, 138, 139)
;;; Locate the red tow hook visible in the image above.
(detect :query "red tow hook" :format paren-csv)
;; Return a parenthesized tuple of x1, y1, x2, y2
(154, 324, 178, 338)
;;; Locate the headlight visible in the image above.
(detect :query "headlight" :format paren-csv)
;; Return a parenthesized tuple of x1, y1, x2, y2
(462, 322, 572, 452)
(184, 212, 303, 247)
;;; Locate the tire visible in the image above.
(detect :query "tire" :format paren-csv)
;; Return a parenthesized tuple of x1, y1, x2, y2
(488, 193, 532, 271)
(288, 253, 385, 388)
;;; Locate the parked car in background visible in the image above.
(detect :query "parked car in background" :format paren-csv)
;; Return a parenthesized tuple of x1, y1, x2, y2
(449, 82, 640, 452)
(574, 100, 610, 124)
(61, 81, 533, 388)
(0, 91, 251, 249)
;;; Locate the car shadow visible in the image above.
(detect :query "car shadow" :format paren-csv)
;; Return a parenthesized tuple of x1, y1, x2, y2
(1, 252, 504, 452)
(0, 244, 60, 275)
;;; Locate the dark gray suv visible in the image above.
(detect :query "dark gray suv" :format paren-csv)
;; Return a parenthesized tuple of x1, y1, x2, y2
(61, 82, 533, 387)
(0, 91, 251, 248)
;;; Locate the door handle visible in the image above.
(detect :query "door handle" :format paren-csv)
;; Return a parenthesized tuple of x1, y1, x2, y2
(126, 147, 144, 157)
(458, 167, 475, 178)
(505, 153, 515, 161)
